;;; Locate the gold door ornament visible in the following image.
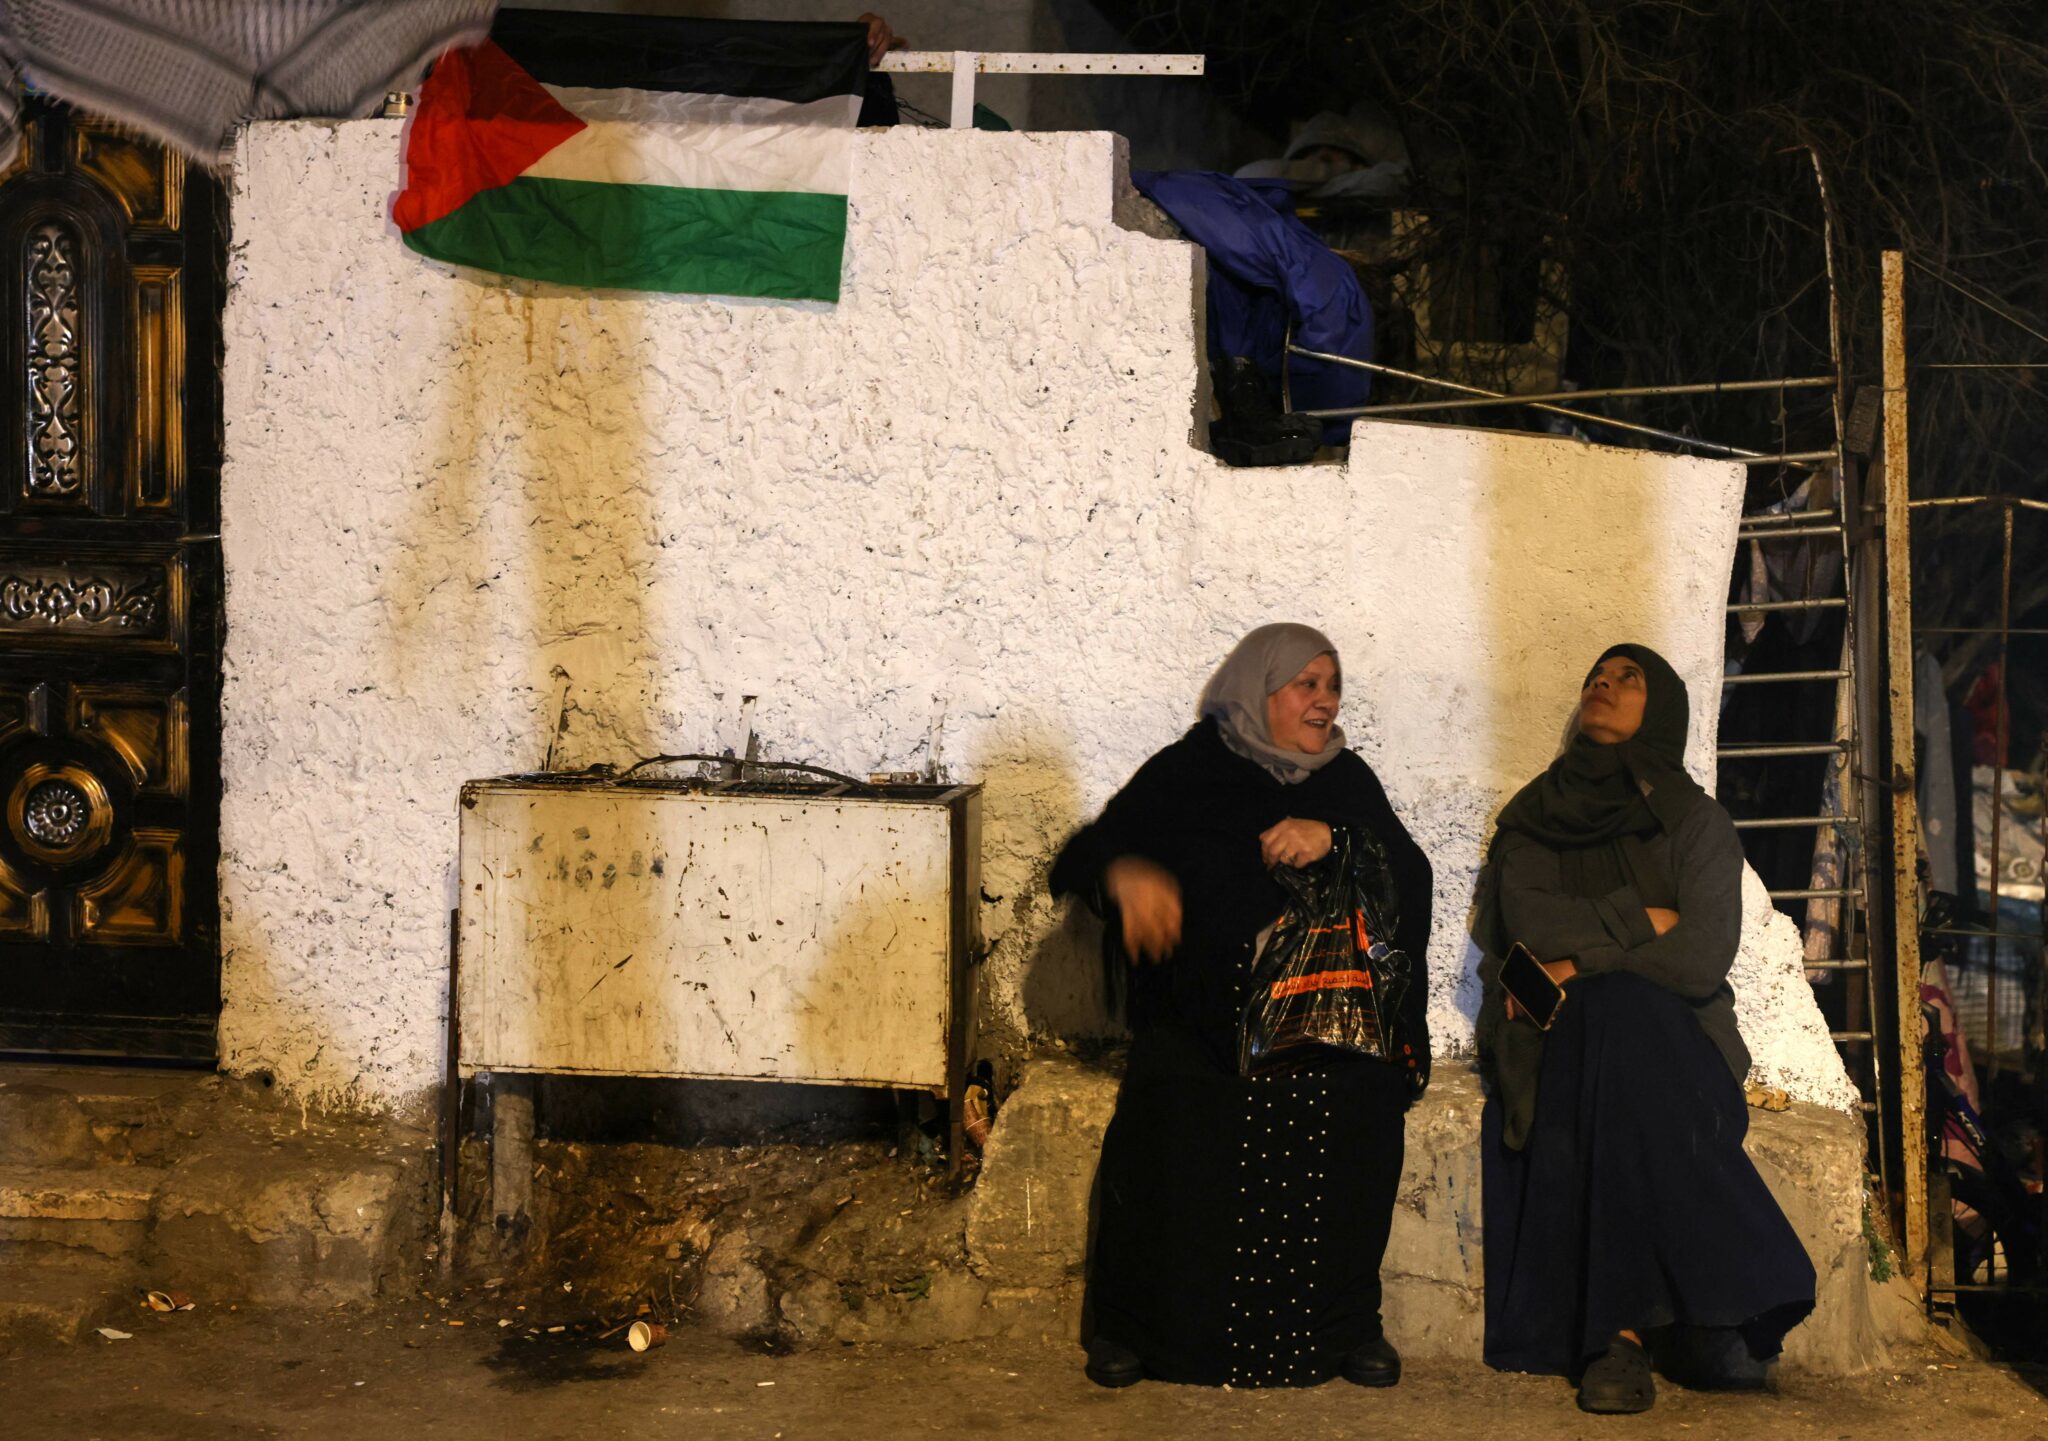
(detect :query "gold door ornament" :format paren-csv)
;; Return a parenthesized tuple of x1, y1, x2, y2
(6, 759, 113, 866)
(25, 219, 85, 498)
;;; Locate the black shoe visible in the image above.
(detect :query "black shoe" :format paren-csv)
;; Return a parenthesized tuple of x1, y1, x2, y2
(1210, 355, 1322, 467)
(1084, 1336, 1144, 1389)
(1652, 1325, 1771, 1392)
(1578, 1336, 1655, 1414)
(1340, 1334, 1401, 1388)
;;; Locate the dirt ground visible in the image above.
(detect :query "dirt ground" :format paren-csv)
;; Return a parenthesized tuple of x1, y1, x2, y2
(8, 1304, 2048, 1441)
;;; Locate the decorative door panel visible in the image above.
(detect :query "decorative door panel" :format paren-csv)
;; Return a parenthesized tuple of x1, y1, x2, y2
(0, 101, 221, 1059)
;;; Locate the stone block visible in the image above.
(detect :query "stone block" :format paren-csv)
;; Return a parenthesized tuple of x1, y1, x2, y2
(0, 1086, 95, 1167)
(1384, 1072, 1487, 1356)
(983, 1283, 1084, 1343)
(694, 1231, 776, 1336)
(966, 1058, 1119, 1289)
(962, 1056, 1917, 1375)
(148, 1144, 423, 1306)
(0, 1167, 160, 1223)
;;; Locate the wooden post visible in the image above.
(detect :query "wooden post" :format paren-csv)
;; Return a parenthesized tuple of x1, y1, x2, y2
(1880, 250, 1928, 1292)
(491, 1072, 536, 1252)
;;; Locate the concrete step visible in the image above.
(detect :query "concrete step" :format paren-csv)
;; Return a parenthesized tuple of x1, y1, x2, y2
(0, 1084, 96, 1166)
(0, 1165, 163, 1259)
(0, 1067, 200, 1167)
(0, 1258, 137, 1350)
(0, 1065, 206, 1166)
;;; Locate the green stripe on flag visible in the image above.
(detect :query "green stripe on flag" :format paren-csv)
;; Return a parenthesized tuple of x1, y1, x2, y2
(402, 176, 848, 300)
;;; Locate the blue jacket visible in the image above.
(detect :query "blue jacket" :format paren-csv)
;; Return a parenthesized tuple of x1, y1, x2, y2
(1132, 169, 1374, 444)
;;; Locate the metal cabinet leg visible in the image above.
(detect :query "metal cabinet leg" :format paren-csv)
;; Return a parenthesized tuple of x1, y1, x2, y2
(491, 1073, 536, 1251)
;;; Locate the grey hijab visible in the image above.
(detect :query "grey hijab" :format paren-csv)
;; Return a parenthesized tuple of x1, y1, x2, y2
(1198, 623, 1347, 785)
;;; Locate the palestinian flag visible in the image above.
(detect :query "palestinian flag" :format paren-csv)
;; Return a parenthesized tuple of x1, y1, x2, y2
(393, 13, 869, 300)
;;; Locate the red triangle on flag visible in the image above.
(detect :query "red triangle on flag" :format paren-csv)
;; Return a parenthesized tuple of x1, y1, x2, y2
(393, 41, 585, 234)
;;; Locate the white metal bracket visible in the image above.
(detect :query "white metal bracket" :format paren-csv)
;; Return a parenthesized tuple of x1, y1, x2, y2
(875, 51, 1206, 129)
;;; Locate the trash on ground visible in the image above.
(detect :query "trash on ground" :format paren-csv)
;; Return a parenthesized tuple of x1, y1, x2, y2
(96, 1327, 133, 1341)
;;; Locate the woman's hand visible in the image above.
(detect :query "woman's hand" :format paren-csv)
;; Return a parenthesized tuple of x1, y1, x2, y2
(1105, 856, 1182, 963)
(856, 12, 905, 66)
(1260, 818, 1334, 869)
(1645, 907, 1680, 936)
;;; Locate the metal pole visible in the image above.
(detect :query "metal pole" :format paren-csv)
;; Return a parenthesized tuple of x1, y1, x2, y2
(1910, 496, 2048, 513)
(1881, 250, 1929, 1292)
(1852, 454, 1898, 1230)
(1344, 374, 1838, 415)
(1285, 345, 1774, 458)
(1986, 503, 2013, 1082)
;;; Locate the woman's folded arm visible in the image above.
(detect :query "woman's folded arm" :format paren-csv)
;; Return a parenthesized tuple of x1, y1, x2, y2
(1571, 807, 1743, 999)
(1494, 830, 1657, 960)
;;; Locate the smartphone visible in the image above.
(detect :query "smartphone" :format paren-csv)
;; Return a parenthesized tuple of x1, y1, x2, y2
(1501, 941, 1567, 1030)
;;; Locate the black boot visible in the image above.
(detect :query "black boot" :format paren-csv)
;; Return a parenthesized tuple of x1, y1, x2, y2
(1340, 1333, 1401, 1388)
(1210, 355, 1321, 467)
(1084, 1336, 1144, 1389)
(1578, 1335, 1655, 1414)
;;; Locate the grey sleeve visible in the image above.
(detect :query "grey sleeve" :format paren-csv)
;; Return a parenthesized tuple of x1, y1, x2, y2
(1571, 806, 1744, 999)
(1495, 830, 1659, 960)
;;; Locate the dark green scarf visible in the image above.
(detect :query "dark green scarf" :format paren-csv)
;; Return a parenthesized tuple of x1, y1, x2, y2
(1490, 643, 1707, 895)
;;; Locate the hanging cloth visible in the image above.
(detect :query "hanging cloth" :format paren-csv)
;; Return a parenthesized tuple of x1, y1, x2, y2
(0, 1, 499, 168)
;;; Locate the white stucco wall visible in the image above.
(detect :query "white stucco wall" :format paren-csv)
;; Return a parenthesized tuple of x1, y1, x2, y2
(218, 121, 1854, 1113)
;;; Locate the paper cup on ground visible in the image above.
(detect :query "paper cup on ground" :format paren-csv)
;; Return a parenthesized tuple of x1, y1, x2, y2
(627, 1321, 666, 1352)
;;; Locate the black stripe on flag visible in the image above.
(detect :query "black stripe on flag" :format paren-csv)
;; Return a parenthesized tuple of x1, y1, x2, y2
(488, 11, 868, 103)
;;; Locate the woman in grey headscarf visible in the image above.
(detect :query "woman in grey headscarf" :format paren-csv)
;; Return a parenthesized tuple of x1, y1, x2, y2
(1050, 623, 1434, 1391)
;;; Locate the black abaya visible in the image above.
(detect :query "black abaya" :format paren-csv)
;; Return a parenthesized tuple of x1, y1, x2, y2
(1051, 718, 1433, 1387)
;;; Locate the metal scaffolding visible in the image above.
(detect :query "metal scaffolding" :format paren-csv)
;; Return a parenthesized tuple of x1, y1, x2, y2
(1297, 303, 1896, 1228)
(1292, 251, 2048, 1310)
(1879, 250, 2047, 1305)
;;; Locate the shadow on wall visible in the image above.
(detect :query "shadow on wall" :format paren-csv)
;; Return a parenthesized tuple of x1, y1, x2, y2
(375, 265, 675, 1094)
(1470, 424, 1666, 1015)
(956, 717, 1122, 1045)
(382, 273, 670, 768)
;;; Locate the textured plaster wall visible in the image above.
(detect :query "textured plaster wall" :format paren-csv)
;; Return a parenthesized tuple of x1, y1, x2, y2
(219, 121, 1854, 1113)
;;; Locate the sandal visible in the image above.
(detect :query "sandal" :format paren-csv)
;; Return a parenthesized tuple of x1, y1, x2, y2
(1578, 1335, 1655, 1414)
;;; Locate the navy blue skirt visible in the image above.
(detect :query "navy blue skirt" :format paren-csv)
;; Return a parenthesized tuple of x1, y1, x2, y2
(1482, 971, 1816, 1375)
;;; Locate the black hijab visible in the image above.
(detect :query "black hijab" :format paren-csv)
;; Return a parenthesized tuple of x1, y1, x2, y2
(1491, 643, 1709, 897)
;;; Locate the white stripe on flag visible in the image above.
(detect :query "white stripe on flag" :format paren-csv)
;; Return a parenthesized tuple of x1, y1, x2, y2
(527, 87, 858, 196)
(543, 85, 859, 129)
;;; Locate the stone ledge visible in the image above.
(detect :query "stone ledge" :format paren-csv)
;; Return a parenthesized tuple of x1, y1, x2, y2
(0, 1167, 163, 1222)
(967, 1055, 1927, 1375)
(0, 1069, 433, 1338)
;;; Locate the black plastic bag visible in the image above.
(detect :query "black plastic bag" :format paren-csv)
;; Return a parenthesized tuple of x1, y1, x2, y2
(1238, 827, 1414, 1076)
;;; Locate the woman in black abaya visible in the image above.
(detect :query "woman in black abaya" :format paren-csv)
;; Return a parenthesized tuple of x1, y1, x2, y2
(1475, 644, 1815, 1414)
(1050, 623, 1433, 1390)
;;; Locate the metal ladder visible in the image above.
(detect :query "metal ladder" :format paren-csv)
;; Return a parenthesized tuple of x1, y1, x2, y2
(1720, 462, 1885, 1124)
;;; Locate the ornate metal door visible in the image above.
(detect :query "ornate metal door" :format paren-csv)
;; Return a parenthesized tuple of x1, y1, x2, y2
(0, 100, 222, 1059)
